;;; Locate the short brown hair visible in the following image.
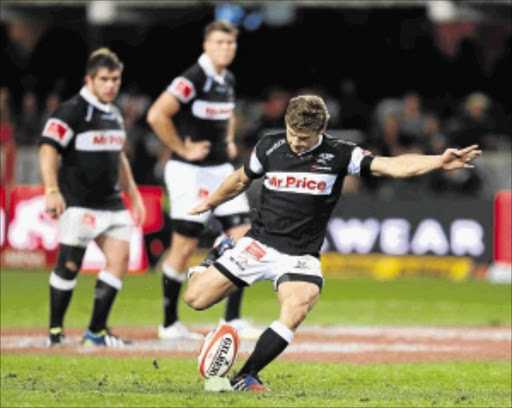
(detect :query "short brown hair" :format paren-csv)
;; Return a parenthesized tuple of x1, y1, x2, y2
(86, 48, 124, 77)
(285, 95, 329, 134)
(204, 20, 239, 40)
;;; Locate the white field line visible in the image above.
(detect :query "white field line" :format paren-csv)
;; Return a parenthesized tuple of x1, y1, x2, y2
(1, 325, 509, 353)
(0, 336, 466, 354)
(296, 325, 512, 341)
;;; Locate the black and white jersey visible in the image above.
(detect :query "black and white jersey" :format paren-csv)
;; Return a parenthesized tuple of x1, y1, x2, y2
(39, 87, 126, 210)
(244, 131, 374, 257)
(166, 53, 235, 166)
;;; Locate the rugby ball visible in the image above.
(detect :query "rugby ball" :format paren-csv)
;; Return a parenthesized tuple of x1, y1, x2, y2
(198, 324, 239, 378)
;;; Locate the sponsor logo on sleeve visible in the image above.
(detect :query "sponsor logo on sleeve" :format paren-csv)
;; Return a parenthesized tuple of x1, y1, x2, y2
(42, 119, 73, 147)
(168, 77, 196, 103)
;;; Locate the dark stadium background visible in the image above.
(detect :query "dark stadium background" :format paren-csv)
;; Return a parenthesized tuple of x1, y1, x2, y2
(1, 1, 510, 276)
(1, 3, 510, 114)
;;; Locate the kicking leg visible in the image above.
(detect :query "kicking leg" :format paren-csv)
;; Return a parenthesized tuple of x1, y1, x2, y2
(232, 281, 320, 391)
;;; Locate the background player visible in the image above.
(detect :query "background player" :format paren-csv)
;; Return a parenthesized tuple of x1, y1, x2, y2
(147, 20, 260, 340)
(39, 48, 146, 347)
(184, 95, 482, 391)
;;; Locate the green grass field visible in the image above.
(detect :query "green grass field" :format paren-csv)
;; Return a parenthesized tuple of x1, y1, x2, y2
(1, 269, 511, 407)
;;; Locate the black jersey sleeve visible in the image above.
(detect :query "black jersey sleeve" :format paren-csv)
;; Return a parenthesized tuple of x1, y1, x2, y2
(243, 139, 267, 179)
(166, 65, 201, 105)
(347, 146, 375, 178)
(39, 103, 77, 152)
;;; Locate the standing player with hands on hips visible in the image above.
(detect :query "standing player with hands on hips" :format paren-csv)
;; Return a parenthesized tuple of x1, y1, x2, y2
(147, 20, 261, 341)
(184, 95, 482, 391)
(39, 48, 146, 348)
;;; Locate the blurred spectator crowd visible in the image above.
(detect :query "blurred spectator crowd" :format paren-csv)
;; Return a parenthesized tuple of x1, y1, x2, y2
(1, 82, 510, 201)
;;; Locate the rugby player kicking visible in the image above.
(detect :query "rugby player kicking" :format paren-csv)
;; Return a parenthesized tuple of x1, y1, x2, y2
(184, 95, 481, 391)
(39, 48, 146, 347)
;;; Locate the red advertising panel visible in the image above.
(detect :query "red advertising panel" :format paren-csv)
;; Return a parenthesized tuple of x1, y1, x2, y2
(0, 185, 6, 249)
(0, 185, 163, 273)
(494, 191, 512, 264)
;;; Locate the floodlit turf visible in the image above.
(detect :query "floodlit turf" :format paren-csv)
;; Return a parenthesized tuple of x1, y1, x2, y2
(1, 355, 510, 407)
(1, 270, 510, 328)
(1, 269, 511, 407)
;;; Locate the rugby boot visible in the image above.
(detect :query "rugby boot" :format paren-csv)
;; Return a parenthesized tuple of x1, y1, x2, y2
(231, 371, 270, 392)
(81, 329, 132, 347)
(47, 327, 65, 347)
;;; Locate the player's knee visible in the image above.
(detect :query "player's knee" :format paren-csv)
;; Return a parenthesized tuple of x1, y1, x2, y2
(54, 245, 86, 281)
(64, 261, 78, 273)
(183, 288, 208, 311)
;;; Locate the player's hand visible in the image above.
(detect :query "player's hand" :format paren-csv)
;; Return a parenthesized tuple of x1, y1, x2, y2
(226, 141, 238, 160)
(131, 194, 147, 227)
(182, 137, 211, 161)
(45, 191, 66, 219)
(188, 201, 213, 216)
(441, 144, 482, 170)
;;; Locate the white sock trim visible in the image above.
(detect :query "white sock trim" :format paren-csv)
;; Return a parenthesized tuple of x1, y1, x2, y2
(98, 270, 122, 290)
(49, 271, 77, 291)
(269, 320, 294, 344)
(162, 263, 186, 283)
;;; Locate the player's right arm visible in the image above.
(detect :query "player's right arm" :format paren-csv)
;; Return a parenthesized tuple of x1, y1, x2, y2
(38, 108, 76, 219)
(39, 143, 66, 219)
(146, 87, 210, 162)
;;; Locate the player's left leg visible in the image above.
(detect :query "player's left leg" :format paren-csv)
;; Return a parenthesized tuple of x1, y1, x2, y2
(82, 232, 131, 347)
(232, 280, 321, 392)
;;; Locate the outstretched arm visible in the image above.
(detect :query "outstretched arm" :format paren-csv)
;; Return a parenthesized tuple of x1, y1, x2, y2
(370, 144, 482, 178)
(189, 167, 253, 215)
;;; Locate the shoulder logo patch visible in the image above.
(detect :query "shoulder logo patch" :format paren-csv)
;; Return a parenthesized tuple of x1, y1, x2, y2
(168, 77, 196, 103)
(42, 118, 74, 147)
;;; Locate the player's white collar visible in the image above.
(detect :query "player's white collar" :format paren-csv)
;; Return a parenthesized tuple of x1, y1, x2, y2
(198, 53, 226, 85)
(297, 134, 324, 156)
(80, 86, 112, 113)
